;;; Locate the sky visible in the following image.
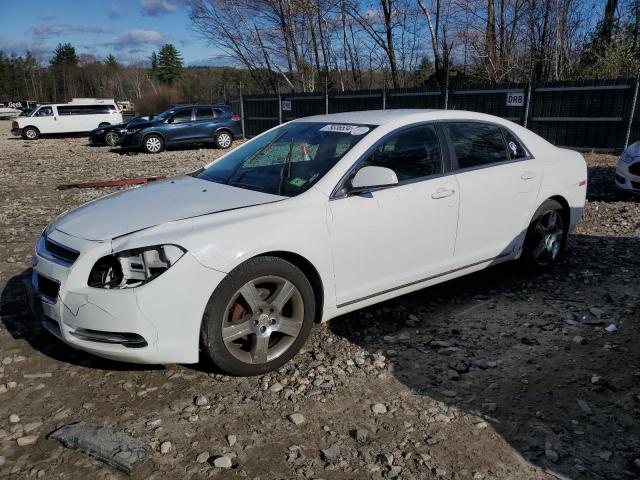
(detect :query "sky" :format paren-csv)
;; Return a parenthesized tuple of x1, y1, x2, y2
(0, 0, 226, 66)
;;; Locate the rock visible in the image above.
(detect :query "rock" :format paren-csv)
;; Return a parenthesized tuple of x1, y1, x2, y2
(194, 395, 209, 406)
(227, 434, 237, 447)
(23, 421, 42, 433)
(588, 307, 604, 319)
(595, 451, 612, 461)
(212, 455, 233, 468)
(321, 442, 341, 461)
(441, 390, 457, 398)
(449, 361, 469, 374)
(351, 427, 369, 442)
(288, 413, 305, 425)
(371, 403, 387, 414)
(160, 441, 172, 454)
(605, 323, 617, 332)
(16, 435, 38, 446)
(632, 458, 640, 472)
(545, 449, 559, 463)
(572, 335, 586, 345)
(269, 382, 284, 393)
(577, 399, 593, 415)
(195, 452, 210, 463)
(9, 414, 20, 424)
(0, 455, 5, 466)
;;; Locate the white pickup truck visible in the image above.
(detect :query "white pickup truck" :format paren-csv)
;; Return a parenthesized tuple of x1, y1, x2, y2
(12, 98, 123, 140)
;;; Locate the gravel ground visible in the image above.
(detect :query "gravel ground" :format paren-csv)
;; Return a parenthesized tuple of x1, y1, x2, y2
(0, 123, 638, 480)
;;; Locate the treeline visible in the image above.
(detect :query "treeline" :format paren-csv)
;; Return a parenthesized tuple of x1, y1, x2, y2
(190, 0, 640, 91)
(0, 0, 638, 107)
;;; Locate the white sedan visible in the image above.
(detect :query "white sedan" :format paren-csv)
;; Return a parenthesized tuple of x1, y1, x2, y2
(26, 110, 587, 375)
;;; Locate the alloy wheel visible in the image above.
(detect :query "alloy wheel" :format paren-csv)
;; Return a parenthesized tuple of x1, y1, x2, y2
(25, 129, 37, 139)
(531, 210, 564, 266)
(105, 132, 119, 146)
(146, 137, 162, 153)
(222, 275, 304, 365)
(217, 133, 232, 148)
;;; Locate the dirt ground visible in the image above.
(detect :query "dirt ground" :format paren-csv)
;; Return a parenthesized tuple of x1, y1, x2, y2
(0, 122, 638, 480)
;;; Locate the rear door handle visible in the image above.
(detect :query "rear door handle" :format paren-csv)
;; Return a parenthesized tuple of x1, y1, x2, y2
(521, 171, 537, 180)
(431, 188, 456, 199)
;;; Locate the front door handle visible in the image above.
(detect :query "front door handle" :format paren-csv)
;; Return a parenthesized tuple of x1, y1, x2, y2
(521, 171, 537, 180)
(431, 188, 455, 199)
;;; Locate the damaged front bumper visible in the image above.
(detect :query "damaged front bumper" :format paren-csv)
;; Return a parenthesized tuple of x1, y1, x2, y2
(25, 229, 226, 364)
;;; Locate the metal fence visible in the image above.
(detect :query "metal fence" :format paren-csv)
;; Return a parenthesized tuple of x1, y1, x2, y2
(239, 78, 640, 152)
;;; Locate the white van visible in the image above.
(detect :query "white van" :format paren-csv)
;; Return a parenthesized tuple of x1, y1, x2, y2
(11, 99, 123, 140)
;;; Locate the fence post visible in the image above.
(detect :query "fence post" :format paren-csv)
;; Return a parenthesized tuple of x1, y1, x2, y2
(523, 82, 532, 128)
(325, 79, 329, 115)
(239, 84, 245, 139)
(382, 86, 386, 110)
(624, 76, 639, 149)
(277, 88, 282, 125)
(444, 69, 449, 110)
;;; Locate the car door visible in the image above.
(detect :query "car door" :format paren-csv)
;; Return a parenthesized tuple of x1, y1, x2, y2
(194, 107, 216, 140)
(444, 121, 542, 267)
(31, 106, 56, 133)
(328, 124, 459, 307)
(164, 108, 195, 142)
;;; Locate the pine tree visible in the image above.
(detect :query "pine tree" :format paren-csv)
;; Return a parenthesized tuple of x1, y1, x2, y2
(50, 43, 78, 67)
(155, 44, 183, 85)
(104, 54, 120, 71)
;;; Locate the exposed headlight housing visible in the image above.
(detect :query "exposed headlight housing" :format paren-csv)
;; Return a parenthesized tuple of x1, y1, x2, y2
(88, 245, 185, 289)
(127, 127, 142, 134)
(94, 129, 104, 135)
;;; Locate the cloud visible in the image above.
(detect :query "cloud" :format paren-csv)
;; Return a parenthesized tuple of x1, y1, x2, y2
(31, 23, 110, 41)
(105, 30, 170, 56)
(140, 0, 180, 16)
(0, 37, 53, 61)
(109, 5, 124, 20)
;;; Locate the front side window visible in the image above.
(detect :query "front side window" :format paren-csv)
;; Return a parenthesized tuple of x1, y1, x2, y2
(170, 109, 192, 124)
(197, 122, 375, 197)
(446, 122, 509, 169)
(35, 107, 53, 117)
(358, 124, 443, 181)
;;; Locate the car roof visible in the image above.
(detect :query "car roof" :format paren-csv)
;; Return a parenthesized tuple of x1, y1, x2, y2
(291, 109, 510, 126)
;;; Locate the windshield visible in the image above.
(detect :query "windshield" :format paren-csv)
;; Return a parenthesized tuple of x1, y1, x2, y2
(196, 122, 375, 197)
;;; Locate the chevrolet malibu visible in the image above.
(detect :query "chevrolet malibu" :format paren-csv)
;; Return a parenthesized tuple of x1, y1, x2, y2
(26, 110, 587, 375)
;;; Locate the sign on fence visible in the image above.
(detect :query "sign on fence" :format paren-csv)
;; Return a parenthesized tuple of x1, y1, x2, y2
(506, 91, 525, 107)
(281, 100, 292, 112)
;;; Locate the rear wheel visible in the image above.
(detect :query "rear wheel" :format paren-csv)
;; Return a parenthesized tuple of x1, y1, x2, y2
(143, 134, 164, 154)
(521, 199, 567, 271)
(201, 256, 315, 376)
(104, 131, 119, 146)
(214, 130, 233, 149)
(22, 126, 40, 140)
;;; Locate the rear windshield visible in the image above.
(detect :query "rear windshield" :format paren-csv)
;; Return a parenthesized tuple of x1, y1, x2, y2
(197, 122, 375, 197)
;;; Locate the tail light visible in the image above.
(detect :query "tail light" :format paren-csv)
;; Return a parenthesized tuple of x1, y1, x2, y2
(231, 114, 240, 121)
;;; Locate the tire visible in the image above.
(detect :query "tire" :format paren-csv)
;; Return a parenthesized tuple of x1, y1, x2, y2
(201, 256, 315, 376)
(22, 126, 40, 140)
(521, 199, 567, 271)
(104, 131, 119, 146)
(143, 134, 164, 154)
(214, 130, 233, 149)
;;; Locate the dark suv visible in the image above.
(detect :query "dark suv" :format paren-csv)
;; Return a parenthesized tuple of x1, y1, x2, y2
(118, 104, 242, 153)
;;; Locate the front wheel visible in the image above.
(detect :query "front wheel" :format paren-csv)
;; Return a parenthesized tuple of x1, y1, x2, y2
(214, 130, 233, 149)
(201, 256, 315, 376)
(521, 199, 567, 271)
(143, 134, 164, 154)
(104, 131, 119, 146)
(22, 126, 40, 140)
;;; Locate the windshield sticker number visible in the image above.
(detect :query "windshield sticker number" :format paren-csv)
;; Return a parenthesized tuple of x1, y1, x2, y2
(320, 124, 369, 136)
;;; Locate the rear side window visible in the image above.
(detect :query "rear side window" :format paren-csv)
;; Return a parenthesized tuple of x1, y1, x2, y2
(196, 107, 214, 120)
(503, 128, 528, 160)
(360, 124, 443, 181)
(57, 105, 116, 115)
(214, 108, 225, 117)
(446, 122, 509, 169)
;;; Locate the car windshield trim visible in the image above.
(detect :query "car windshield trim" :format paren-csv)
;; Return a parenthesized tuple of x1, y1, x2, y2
(196, 122, 376, 197)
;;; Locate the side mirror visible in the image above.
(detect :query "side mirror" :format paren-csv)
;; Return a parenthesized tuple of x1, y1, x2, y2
(348, 166, 398, 194)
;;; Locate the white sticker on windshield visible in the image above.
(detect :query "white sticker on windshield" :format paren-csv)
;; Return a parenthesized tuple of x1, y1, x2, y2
(320, 124, 369, 135)
(350, 126, 370, 136)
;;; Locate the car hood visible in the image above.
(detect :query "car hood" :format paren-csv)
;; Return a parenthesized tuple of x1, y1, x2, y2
(53, 175, 286, 241)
